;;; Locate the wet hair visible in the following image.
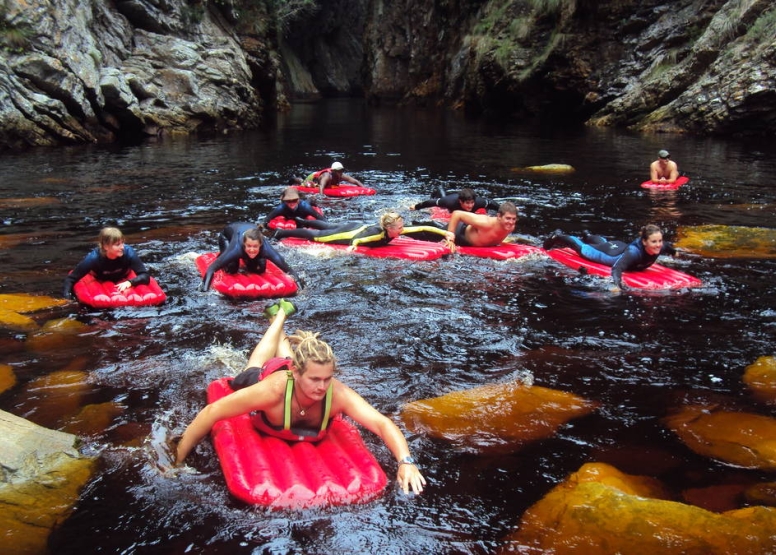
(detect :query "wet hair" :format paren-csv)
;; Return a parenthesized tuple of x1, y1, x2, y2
(289, 330, 337, 374)
(98, 227, 124, 256)
(640, 224, 663, 240)
(379, 212, 404, 230)
(244, 227, 264, 243)
(458, 188, 476, 202)
(498, 201, 518, 217)
(288, 177, 303, 185)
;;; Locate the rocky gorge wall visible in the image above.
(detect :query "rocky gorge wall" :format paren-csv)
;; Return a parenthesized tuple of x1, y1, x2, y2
(1, 0, 775, 150)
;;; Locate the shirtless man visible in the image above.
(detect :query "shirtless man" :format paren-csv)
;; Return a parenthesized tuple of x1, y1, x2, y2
(649, 150, 679, 184)
(447, 201, 518, 247)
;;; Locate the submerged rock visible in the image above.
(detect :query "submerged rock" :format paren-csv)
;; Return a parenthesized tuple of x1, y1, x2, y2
(500, 462, 776, 554)
(0, 293, 70, 332)
(513, 164, 576, 173)
(400, 382, 598, 453)
(664, 405, 776, 471)
(0, 364, 16, 394)
(743, 356, 776, 404)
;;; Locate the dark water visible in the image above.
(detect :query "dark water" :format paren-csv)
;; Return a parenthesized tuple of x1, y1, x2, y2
(2, 99, 776, 554)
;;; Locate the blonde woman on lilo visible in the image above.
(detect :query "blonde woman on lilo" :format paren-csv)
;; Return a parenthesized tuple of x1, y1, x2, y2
(175, 300, 426, 495)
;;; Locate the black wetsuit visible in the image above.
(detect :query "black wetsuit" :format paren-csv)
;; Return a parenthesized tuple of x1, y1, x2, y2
(263, 200, 326, 225)
(274, 219, 450, 248)
(201, 222, 298, 290)
(63, 245, 150, 299)
(415, 192, 499, 213)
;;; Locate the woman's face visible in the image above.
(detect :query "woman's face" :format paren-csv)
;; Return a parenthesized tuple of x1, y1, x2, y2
(103, 241, 125, 260)
(295, 360, 335, 401)
(244, 238, 262, 258)
(642, 232, 663, 255)
(385, 222, 404, 239)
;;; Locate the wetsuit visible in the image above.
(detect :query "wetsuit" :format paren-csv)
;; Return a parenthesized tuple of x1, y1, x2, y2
(263, 199, 326, 225)
(63, 245, 150, 299)
(201, 222, 298, 291)
(274, 220, 451, 248)
(230, 357, 333, 443)
(565, 233, 677, 288)
(415, 193, 499, 213)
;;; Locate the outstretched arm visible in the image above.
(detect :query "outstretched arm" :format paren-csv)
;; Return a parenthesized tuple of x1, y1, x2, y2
(176, 383, 276, 464)
(341, 174, 364, 187)
(340, 385, 426, 494)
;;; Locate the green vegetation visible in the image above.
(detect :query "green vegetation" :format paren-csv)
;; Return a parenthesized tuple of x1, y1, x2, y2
(0, 4, 33, 52)
(745, 6, 776, 42)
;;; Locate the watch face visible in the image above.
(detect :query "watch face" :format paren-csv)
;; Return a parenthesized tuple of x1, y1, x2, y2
(402, 456, 415, 464)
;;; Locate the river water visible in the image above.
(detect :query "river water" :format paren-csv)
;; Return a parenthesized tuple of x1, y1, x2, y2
(2, 100, 776, 554)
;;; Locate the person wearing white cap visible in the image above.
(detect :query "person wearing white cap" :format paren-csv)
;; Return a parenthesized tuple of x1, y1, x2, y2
(304, 161, 365, 194)
(650, 150, 679, 184)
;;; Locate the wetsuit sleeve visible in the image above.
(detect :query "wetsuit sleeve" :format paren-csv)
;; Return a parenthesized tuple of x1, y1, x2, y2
(297, 202, 325, 220)
(124, 246, 151, 287)
(201, 244, 242, 291)
(413, 199, 439, 210)
(350, 226, 389, 248)
(610, 247, 641, 288)
(661, 243, 677, 257)
(63, 249, 99, 298)
(263, 204, 285, 224)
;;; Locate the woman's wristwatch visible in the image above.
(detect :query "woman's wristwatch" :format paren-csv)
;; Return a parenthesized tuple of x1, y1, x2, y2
(398, 456, 416, 466)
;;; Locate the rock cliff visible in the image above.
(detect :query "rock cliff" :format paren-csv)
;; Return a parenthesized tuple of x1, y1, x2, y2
(2, 0, 774, 149)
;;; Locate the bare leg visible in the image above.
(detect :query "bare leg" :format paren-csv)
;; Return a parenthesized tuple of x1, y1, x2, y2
(244, 308, 288, 370)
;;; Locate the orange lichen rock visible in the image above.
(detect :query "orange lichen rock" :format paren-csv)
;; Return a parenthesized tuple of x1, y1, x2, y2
(0, 410, 95, 555)
(0, 293, 68, 313)
(743, 356, 776, 404)
(400, 382, 598, 452)
(24, 317, 89, 352)
(62, 402, 124, 436)
(0, 364, 16, 394)
(0, 308, 38, 332)
(15, 370, 92, 430)
(0, 294, 69, 332)
(675, 224, 776, 259)
(664, 406, 776, 471)
(500, 462, 776, 554)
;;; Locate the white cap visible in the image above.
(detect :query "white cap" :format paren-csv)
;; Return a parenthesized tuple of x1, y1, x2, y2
(331, 162, 344, 171)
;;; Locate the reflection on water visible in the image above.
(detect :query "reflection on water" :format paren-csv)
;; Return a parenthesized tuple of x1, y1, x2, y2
(1, 100, 776, 553)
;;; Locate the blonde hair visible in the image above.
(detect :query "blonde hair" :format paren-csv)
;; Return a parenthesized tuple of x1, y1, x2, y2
(379, 212, 403, 230)
(289, 330, 337, 374)
(98, 227, 124, 256)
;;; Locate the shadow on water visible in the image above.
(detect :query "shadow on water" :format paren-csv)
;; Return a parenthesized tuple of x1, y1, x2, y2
(1, 99, 776, 553)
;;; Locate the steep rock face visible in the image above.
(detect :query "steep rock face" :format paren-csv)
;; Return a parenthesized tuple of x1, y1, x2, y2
(1, 0, 263, 148)
(3, 0, 775, 149)
(278, 0, 368, 99)
(362, 0, 776, 135)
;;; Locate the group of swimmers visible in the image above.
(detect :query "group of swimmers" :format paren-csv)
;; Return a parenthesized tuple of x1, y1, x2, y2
(64, 155, 682, 496)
